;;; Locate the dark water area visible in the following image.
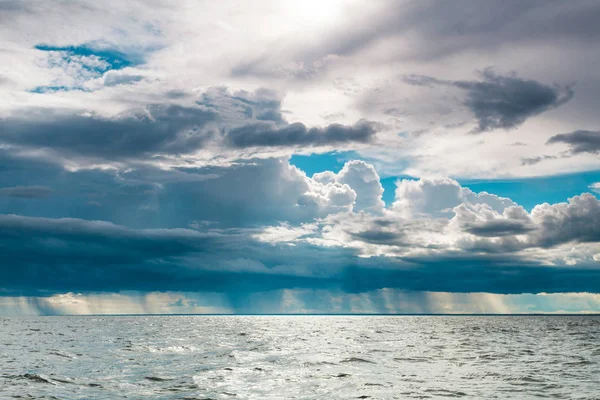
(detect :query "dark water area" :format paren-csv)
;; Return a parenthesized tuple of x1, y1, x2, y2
(1, 316, 599, 399)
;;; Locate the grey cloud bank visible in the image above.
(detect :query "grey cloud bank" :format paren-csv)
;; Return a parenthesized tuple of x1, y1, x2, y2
(0, 88, 379, 164)
(225, 120, 377, 148)
(0, 106, 218, 160)
(2, 212, 600, 297)
(403, 70, 574, 132)
(547, 130, 600, 154)
(0, 186, 52, 198)
(1, 0, 600, 314)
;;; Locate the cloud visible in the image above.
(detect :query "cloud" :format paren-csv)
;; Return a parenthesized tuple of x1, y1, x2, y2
(0, 152, 360, 228)
(0, 213, 215, 259)
(232, 0, 600, 83)
(0, 214, 312, 295)
(338, 262, 600, 295)
(393, 179, 600, 251)
(2, 1, 600, 314)
(0, 0, 598, 181)
(0, 212, 359, 296)
(1, 154, 600, 300)
(0, 105, 218, 161)
(460, 69, 573, 132)
(267, 177, 600, 263)
(589, 183, 600, 194)
(392, 177, 515, 218)
(520, 155, 558, 166)
(349, 228, 405, 245)
(224, 119, 378, 148)
(531, 194, 600, 247)
(304, 0, 600, 63)
(102, 72, 144, 87)
(31, 43, 152, 92)
(3, 212, 600, 298)
(197, 86, 286, 126)
(403, 69, 574, 132)
(463, 219, 534, 237)
(34, 44, 145, 70)
(547, 130, 600, 154)
(0, 186, 52, 198)
(453, 203, 534, 237)
(393, 177, 463, 217)
(1, 88, 378, 165)
(314, 160, 385, 214)
(162, 158, 357, 227)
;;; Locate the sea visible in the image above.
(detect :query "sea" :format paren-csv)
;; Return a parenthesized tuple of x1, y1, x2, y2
(1, 316, 599, 399)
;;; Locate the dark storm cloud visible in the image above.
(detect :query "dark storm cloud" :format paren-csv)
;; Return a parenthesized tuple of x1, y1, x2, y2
(0, 105, 218, 160)
(0, 214, 215, 261)
(0, 186, 52, 198)
(403, 70, 573, 132)
(546, 130, 600, 154)
(225, 120, 378, 148)
(0, 149, 175, 227)
(3, 151, 600, 298)
(2, 213, 600, 297)
(339, 260, 600, 295)
(0, 214, 336, 296)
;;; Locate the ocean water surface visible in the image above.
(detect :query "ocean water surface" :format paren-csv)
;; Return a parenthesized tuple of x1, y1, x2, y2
(1, 316, 599, 399)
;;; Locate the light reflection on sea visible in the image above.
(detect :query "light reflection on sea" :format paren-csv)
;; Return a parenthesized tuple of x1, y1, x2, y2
(1, 316, 599, 399)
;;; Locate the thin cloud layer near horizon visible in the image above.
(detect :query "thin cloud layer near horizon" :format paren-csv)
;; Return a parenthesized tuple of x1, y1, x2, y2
(1, 0, 600, 315)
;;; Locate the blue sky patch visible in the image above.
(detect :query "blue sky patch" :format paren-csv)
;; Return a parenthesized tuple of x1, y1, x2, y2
(30, 85, 85, 94)
(291, 153, 600, 209)
(31, 43, 148, 92)
(290, 151, 359, 177)
(460, 170, 600, 211)
(34, 44, 142, 70)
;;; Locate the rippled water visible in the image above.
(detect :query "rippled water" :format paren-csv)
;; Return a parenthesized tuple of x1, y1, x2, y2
(1, 316, 599, 399)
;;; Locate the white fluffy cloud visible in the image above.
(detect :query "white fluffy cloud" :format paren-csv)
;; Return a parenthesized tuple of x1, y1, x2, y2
(392, 177, 515, 218)
(175, 158, 358, 225)
(254, 170, 600, 265)
(314, 160, 384, 214)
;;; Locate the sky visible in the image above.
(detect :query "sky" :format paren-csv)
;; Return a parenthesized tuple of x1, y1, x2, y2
(1, 0, 600, 315)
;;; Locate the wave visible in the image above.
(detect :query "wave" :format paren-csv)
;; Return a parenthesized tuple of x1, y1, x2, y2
(340, 357, 376, 364)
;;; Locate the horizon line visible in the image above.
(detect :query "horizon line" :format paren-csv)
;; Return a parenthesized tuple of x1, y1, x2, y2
(7, 313, 600, 317)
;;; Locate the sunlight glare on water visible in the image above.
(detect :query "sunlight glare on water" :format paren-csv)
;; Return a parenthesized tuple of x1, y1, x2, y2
(1, 316, 599, 399)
